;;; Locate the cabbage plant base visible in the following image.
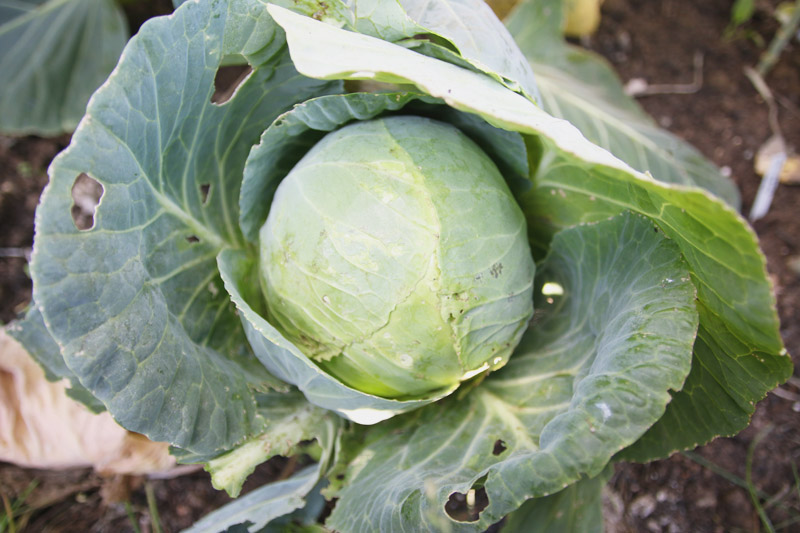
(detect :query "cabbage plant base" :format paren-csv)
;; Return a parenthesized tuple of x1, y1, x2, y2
(11, 0, 792, 531)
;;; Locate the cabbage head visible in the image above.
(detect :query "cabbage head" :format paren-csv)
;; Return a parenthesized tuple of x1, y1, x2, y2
(259, 116, 535, 398)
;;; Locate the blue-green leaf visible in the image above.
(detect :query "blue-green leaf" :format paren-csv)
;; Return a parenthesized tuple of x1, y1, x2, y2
(398, 0, 539, 101)
(30, 0, 335, 454)
(274, 0, 539, 102)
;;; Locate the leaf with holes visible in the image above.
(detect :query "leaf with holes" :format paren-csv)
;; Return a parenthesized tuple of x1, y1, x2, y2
(26, 0, 337, 454)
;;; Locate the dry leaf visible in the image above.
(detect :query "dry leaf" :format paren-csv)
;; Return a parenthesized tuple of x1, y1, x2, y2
(755, 134, 800, 185)
(0, 328, 180, 476)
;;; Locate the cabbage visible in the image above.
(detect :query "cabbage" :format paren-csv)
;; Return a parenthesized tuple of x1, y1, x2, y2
(12, 0, 790, 530)
(260, 116, 534, 397)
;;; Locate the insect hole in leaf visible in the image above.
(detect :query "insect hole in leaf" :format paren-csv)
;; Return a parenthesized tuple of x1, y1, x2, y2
(70, 173, 103, 231)
(210, 62, 253, 105)
(445, 474, 489, 522)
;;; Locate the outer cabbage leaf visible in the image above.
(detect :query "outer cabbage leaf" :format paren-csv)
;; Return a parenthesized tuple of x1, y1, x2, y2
(617, 303, 792, 462)
(186, 415, 337, 533)
(0, 0, 128, 135)
(523, 147, 791, 461)
(326, 212, 698, 531)
(348, 0, 430, 41)
(504, 0, 740, 208)
(270, 5, 791, 460)
(29, 0, 337, 454)
(204, 390, 335, 497)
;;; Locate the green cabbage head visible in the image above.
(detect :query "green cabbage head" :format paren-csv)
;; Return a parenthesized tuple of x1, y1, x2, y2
(259, 116, 535, 398)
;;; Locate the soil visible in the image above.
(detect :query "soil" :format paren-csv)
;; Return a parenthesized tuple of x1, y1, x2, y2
(1, 0, 798, 531)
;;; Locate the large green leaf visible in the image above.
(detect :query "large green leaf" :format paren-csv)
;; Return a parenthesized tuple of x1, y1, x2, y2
(326, 212, 698, 531)
(502, 467, 612, 533)
(270, 5, 790, 458)
(504, 0, 741, 208)
(30, 0, 336, 454)
(617, 302, 793, 461)
(527, 152, 792, 459)
(0, 0, 128, 135)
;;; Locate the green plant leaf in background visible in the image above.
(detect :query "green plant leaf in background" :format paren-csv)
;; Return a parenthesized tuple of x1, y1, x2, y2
(504, 0, 742, 209)
(0, 0, 128, 135)
(730, 0, 756, 29)
(326, 211, 698, 531)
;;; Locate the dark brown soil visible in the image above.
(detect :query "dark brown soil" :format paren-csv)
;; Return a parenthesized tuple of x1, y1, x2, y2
(0, 136, 67, 323)
(591, 0, 800, 531)
(1, 0, 798, 531)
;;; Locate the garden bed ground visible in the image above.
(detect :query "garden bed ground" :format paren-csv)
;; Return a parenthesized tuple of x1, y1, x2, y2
(1, 0, 798, 531)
